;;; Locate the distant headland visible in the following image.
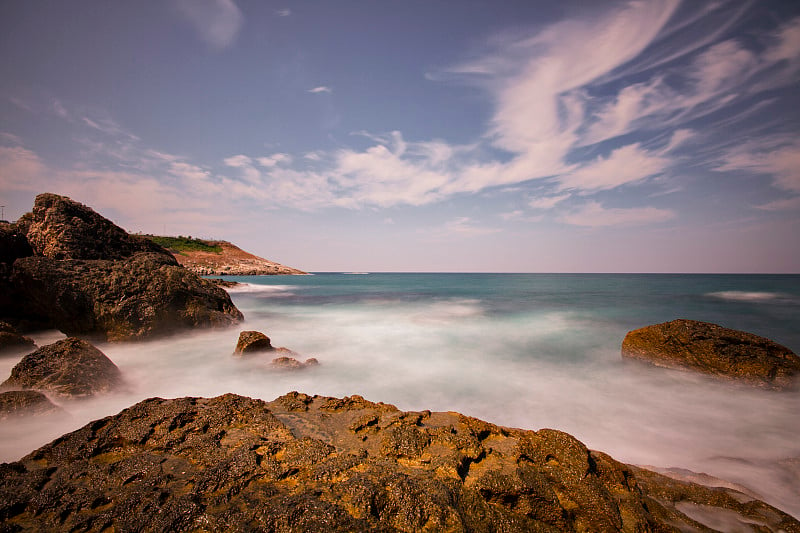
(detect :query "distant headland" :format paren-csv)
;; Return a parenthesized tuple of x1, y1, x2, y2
(143, 235, 307, 276)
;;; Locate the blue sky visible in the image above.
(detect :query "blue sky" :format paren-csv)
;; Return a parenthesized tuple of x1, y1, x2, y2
(1, 0, 799, 272)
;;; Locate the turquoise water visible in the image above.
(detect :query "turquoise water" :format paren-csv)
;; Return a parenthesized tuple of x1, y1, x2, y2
(1, 273, 798, 516)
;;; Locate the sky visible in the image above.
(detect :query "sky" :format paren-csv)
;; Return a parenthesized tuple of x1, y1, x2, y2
(1, 0, 799, 273)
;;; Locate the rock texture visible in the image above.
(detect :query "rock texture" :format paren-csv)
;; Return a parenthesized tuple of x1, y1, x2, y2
(163, 239, 306, 276)
(233, 330, 273, 355)
(1, 337, 122, 398)
(0, 322, 35, 354)
(15, 193, 170, 261)
(0, 193, 243, 340)
(622, 319, 800, 389)
(0, 392, 797, 532)
(0, 391, 62, 420)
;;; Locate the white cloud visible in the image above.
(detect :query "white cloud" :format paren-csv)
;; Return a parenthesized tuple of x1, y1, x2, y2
(558, 144, 668, 192)
(174, 0, 243, 50)
(257, 153, 292, 167)
(275, 8, 291, 17)
(560, 201, 674, 227)
(528, 193, 570, 210)
(716, 139, 800, 193)
(756, 196, 800, 211)
(441, 217, 499, 237)
(308, 86, 333, 94)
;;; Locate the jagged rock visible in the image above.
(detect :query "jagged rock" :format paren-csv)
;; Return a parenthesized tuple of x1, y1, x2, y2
(1, 193, 243, 340)
(0, 390, 62, 420)
(0, 322, 35, 354)
(233, 330, 273, 355)
(15, 193, 171, 261)
(0, 392, 797, 532)
(622, 319, 800, 389)
(0, 337, 122, 398)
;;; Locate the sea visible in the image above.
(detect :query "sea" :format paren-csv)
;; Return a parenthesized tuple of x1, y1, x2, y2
(1, 273, 799, 517)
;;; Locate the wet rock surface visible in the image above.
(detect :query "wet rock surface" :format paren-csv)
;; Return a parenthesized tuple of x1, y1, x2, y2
(1, 193, 243, 340)
(622, 319, 800, 389)
(0, 391, 62, 420)
(0, 392, 797, 532)
(0, 337, 122, 398)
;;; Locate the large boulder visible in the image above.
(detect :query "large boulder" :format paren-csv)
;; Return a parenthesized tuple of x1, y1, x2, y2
(11, 253, 243, 340)
(15, 193, 171, 261)
(1, 337, 122, 398)
(622, 319, 800, 389)
(2, 193, 243, 340)
(0, 392, 797, 532)
(0, 390, 62, 420)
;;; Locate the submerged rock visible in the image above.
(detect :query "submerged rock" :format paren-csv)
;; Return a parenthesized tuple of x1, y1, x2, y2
(622, 319, 800, 389)
(2, 193, 243, 340)
(270, 356, 319, 370)
(0, 337, 122, 398)
(233, 330, 273, 355)
(0, 392, 797, 532)
(0, 390, 62, 420)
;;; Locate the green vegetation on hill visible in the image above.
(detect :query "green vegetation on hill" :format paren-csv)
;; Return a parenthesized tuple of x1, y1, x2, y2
(145, 235, 222, 254)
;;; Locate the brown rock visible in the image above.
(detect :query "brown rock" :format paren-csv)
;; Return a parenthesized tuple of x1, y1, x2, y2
(0, 322, 36, 354)
(622, 319, 800, 389)
(1, 337, 122, 398)
(0, 392, 797, 532)
(0, 390, 62, 420)
(16, 193, 171, 261)
(2, 193, 243, 340)
(269, 356, 319, 370)
(233, 330, 273, 355)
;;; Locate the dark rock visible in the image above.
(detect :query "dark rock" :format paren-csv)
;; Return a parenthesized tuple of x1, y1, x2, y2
(622, 319, 800, 389)
(10, 252, 243, 341)
(208, 278, 241, 289)
(0, 337, 122, 398)
(16, 193, 171, 261)
(233, 330, 273, 355)
(0, 322, 35, 354)
(0, 390, 62, 420)
(1, 193, 243, 340)
(0, 392, 797, 532)
(0, 222, 33, 265)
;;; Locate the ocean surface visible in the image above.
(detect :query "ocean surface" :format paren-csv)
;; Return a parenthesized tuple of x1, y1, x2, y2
(2, 273, 799, 517)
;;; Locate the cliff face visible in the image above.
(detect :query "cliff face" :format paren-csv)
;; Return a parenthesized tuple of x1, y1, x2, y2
(152, 237, 306, 276)
(1, 392, 797, 532)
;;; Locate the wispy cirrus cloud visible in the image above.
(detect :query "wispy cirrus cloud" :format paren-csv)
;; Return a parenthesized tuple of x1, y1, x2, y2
(173, 0, 243, 50)
(307, 86, 333, 94)
(559, 201, 675, 227)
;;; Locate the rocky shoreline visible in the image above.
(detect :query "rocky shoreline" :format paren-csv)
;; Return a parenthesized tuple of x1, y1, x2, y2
(1, 193, 799, 530)
(2, 391, 798, 532)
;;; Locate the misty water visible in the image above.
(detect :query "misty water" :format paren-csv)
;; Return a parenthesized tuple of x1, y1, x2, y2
(1, 273, 799, 518)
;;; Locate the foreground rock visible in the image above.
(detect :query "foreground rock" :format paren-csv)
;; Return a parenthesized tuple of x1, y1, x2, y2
(0, 393, 797, 532)
(0, 391, 62, 420)
(1, 193, 243, 340)
(1, 338, 122, 398)
(0, 322, 35, 355)
(622, 319, 800, 389)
